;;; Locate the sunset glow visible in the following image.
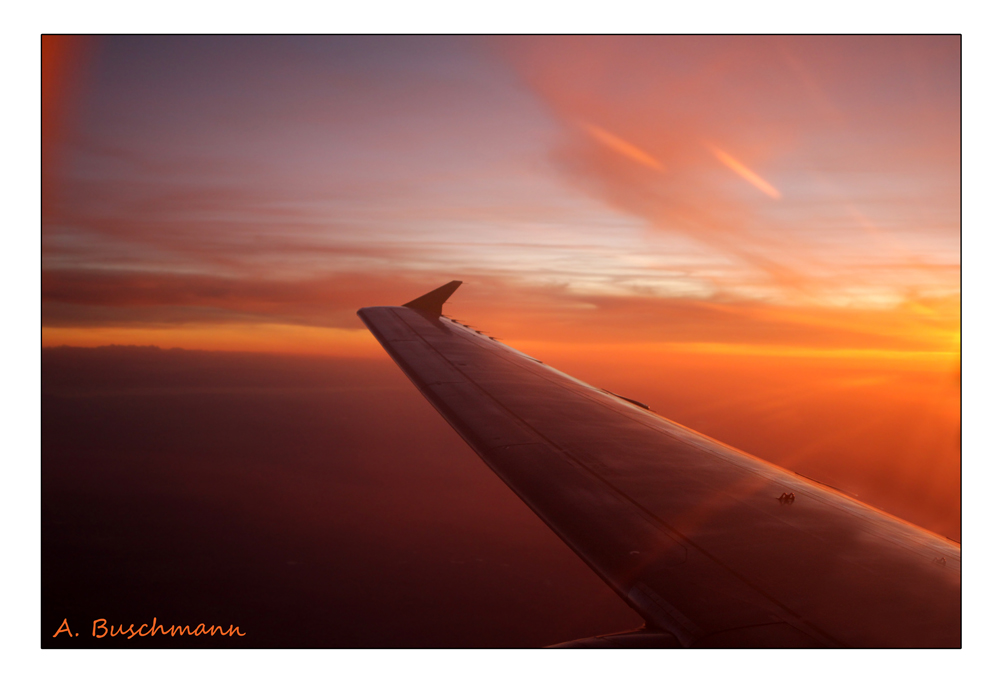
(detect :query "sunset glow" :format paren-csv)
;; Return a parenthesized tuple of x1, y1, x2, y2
(42, 36, 960, 540)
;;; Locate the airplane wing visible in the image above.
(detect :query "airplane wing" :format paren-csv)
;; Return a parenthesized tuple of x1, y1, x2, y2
(357, 281, 960, 648)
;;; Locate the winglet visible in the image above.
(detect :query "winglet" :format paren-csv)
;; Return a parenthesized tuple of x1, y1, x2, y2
(402, 280, 462, 317)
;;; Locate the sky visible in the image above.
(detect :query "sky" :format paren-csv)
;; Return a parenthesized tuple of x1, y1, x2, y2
(43, 36, 958, 351)
(41, 35, 960, 582)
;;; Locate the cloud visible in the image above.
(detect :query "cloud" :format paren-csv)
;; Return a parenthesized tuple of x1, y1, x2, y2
(42, 269, 460, 329)
(495, 36, 959, 305)
(707, 144, 781, 199)
(581, 123, 664, 171)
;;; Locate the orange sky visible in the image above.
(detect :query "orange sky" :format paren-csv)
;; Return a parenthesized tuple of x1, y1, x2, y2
(41, 36, 960, 539)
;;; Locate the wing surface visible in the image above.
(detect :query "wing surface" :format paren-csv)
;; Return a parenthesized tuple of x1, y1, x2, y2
(358, 285, 959, 648)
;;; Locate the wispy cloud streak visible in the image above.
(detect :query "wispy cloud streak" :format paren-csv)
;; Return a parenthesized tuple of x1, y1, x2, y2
(707, 144, 781, 199)
(582, 122, 664, 171)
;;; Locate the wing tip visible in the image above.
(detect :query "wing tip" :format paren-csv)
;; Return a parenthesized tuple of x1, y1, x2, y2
(402, 280, 463, 317)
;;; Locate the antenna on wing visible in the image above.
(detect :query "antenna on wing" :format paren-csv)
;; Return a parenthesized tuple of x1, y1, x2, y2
(402, 280, 462, 317)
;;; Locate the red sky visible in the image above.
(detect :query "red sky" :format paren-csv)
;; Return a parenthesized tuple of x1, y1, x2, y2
(41, 36, 960, 539)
